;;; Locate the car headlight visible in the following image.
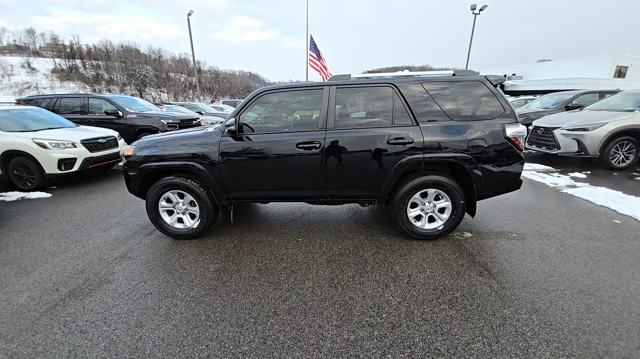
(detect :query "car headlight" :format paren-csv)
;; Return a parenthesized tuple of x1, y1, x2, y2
(563, 123, 607, 132)
(32, 138, 77, 150)
(117, 134, 123, 141)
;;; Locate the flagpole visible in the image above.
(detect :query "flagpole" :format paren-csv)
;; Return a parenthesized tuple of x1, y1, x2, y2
(305, 0, 309, 81)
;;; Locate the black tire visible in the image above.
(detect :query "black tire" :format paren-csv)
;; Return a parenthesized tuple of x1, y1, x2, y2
(389, 175, 466, 240)
(145, 176, 218, 240)
(7, 156, 45, 191)
(600, 136, 639, 170)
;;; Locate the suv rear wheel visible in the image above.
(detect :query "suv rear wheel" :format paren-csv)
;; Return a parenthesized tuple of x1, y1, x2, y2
(601, 136, 639, 170)
(389, 175, 466, 240)
(146, 176, 218, 239)
(7, 156, 44, 191)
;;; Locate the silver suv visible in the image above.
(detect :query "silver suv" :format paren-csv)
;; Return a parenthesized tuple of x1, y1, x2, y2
(526, 90, 640, 169)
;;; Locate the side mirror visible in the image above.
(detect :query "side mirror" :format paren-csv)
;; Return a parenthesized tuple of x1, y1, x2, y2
(565, 104, 584, 111)
(104, 109, 123, 118)
(225, 126, 237, 136)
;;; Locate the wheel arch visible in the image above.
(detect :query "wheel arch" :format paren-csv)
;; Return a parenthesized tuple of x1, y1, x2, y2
(0, 150, 45, 175)
(134, 161, 226, 209)
(597, 127, 640, 155)
(383, 155, 479, 217)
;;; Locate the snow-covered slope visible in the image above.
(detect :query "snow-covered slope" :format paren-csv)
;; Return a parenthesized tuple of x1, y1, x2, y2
(0, 56, 90, 102)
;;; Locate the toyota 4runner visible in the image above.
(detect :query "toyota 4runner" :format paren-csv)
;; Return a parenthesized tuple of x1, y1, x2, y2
(121, 71, 527, 240)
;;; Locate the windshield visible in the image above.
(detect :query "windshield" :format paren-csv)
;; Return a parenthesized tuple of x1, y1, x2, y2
(195, 103, 220, 113)
(585, 92, 640, 112)
(0, 108, 77, 132)
(162, 105, 196, 114)
(520, 92, 575, 110)
(109, 96, 160, 112)
(211, 104, 234, 112)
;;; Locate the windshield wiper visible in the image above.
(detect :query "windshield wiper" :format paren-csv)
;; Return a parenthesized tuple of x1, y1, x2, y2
(32, 127, 67, 131)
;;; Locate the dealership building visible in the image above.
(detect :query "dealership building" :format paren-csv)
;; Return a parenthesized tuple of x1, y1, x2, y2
(481, 54, 640, 96)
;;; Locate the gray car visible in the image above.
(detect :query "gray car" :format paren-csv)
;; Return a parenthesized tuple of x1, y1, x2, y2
(517, 90, 619, 127)
(526, 90, 640, 169)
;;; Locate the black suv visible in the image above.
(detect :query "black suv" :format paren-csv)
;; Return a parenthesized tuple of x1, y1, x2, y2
(122, 72, 527, 240)
(17, 94, 201, 143)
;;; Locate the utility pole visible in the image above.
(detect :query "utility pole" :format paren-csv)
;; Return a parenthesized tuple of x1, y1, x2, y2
(305, 0, 309, 81)
(187, 10, 201, 100)
(465, 4, 488, 70)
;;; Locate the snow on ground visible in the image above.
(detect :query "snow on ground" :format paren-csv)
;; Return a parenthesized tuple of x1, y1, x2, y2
(523, 163, 640, 222)
(0, 191, 52, 202)
(523, 163, 557, 172)
(0, 55, 89, 101)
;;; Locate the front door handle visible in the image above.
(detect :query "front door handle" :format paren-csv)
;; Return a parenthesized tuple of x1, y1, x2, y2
(296, 141, 322, 151)
(387, 137, 414, 145)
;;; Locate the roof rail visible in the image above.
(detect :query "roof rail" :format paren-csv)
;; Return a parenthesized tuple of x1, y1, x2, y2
(329, 69, 479, 81)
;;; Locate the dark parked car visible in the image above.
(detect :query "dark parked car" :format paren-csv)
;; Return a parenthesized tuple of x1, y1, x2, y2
(165, 102, 229, 119)
(121, 71, 527, 240)
(516, 90, 619, 127)
(17, 94, 201, 143)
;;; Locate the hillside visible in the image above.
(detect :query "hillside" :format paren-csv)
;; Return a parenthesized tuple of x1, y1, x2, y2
(0, 27, 269, 103)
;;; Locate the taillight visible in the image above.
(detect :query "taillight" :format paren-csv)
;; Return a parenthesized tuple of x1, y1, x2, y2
(504, 123, 527, 151)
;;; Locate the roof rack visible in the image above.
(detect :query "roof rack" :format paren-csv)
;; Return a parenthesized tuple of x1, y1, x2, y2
(329, 69, 479, 81)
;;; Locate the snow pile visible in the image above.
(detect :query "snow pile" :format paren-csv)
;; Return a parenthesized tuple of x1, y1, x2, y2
(523, 163, 640, 221)
(523, 163, 557, 172)
(0, 191, 52, 202)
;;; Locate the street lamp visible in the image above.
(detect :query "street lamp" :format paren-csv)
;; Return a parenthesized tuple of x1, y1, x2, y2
(187, 10, 201, 99)
(465, 4, 488, 70)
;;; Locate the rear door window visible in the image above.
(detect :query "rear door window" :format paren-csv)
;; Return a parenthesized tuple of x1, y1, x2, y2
(334, 86, 413, 129)
(422, 81, 505, 121)
(54, 97, 88, 115)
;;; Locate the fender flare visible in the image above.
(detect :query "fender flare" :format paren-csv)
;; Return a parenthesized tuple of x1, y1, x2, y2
(137, 161, 227, 207)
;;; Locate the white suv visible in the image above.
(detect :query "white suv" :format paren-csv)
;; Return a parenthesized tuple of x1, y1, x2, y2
(0, 106, 126, 190)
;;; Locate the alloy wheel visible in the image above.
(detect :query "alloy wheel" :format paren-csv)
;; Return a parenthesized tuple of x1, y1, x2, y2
(10, 162, 37, 189)
(609, 140, 637, 167)
(406, 188, 453, 230)
(158, 190, 201, 229)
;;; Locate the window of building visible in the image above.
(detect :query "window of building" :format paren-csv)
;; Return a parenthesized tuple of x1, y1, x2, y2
(613, 66, 628, 79)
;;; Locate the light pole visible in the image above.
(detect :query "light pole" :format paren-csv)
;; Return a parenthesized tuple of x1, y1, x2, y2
(465, 4, 488, 70)
(187, 10, 201, 99)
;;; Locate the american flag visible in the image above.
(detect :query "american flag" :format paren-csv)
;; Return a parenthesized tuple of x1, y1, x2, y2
(308, 35, 332, 81)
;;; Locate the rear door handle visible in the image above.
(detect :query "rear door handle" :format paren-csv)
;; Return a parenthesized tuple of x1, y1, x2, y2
(387, 137, 414, 145)
(296, 141, 322, 151)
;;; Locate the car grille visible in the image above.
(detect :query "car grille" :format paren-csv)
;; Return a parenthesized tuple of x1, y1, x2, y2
(178, 118, 201, 129)
(81, 136, 118, 153)
(527, 126, 560, 151)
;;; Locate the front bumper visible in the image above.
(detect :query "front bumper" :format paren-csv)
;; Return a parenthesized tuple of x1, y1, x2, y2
(526, 126, 605, 156)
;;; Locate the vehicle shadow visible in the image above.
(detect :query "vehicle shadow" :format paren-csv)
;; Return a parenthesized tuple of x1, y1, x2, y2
(0, 167, 123, 193)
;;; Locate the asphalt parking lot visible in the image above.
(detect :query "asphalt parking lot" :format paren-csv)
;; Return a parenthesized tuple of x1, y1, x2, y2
(1, 157, 639, 358)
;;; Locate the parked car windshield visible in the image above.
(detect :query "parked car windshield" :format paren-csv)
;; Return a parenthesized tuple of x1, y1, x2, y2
(195, 103, 220, 113)
(109, 96, 160, 113)
(520, 92, 575, 110)
(210, 104, 234, 112)
(0, 108, 77, 132)
(585, 92, 640, 112)
(161, 105, 196, 114)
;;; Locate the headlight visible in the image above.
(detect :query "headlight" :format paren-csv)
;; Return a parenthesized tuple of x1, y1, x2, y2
(117, 134, 123, 141)
(32, 138, 77, 150)
(122, 145, 135, 159)
(563, 123, 607, 132)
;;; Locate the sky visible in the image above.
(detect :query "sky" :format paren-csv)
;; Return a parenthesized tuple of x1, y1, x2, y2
(0, 0, 638, 82)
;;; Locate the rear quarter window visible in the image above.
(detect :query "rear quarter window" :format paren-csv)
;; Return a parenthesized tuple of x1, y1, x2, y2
(422, 81, 505, 121)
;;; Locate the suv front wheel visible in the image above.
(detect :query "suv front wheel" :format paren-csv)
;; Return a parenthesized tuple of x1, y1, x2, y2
(146, 176, 218, 239)
(389, 175, 466, 240)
